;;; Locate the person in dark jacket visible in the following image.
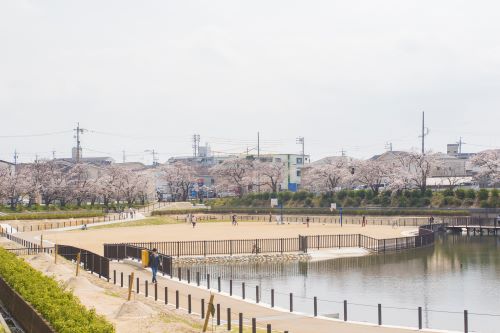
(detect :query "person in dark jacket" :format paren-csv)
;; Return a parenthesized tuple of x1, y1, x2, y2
(150, 248, 160, 283)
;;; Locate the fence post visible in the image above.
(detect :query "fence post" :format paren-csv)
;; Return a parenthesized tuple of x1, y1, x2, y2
(344, 300, 347, 321)
(252, 318, 256, 333)
(256, 286, 259, 303)
(145, 280, 148, 297)
(136, 277, 139, 294)
(178, 267, 181, 281)
(207, 273, 210, 289)
(289, 293, 293, 312)
(314, 296, 317, 317)
(418, 306, 422, 329)
(121, 272, 123, 287)
(227, 308, 231, 331)
(239, 313, 243, 333)
(464, 310, 468, 333)
(217, 303, 221, 325)
(113, 270, 116, 284)
(218, 277, 221, 292)
(175, 290, 179, 309)
(378, 304, 382, 325)
(271, 289, 274, 307)
(242, 282, 245, 299)
(165, 287, 168, 304)
(230, 279, 233, 296)
(188, 295, 192, 313)
(197, 272, 200, 286)
(267, 324, 271, 333)
(155, 282, 158, 301)
(187, 269, 190, 284)
(201, 299, 205, 319)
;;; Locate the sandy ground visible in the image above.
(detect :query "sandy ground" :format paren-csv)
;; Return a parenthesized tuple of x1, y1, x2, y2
(36, 222, 416, 255)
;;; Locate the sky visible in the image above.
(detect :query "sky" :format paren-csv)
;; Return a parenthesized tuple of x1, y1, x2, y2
(1, 0, 499, 164)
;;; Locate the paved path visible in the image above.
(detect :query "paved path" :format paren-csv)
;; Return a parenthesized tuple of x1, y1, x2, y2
(110, 261, 450, 333)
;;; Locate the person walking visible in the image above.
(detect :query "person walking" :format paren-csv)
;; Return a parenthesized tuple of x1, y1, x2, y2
(232, 214, 238, 226)
(150, 248, 160, 284)
(306, 216, 310, 228)
(269, 212, 272, 223)
(192, 215, 197, 228)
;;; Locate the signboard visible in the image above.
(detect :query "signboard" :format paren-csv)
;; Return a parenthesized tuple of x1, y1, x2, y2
(270, 198, 278, 207)
(330, 203, 337, 211)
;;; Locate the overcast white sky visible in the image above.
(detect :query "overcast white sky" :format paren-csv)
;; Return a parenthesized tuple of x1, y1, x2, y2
(1, 0, 499, 164)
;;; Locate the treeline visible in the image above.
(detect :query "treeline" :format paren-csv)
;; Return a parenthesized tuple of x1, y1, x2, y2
(209, 188, 500, 209)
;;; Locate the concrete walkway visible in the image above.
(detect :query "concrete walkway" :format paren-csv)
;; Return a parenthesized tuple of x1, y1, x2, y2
(110, 261, 452, 333)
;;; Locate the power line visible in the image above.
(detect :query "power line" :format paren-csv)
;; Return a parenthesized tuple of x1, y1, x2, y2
(0, 130, 72, 138)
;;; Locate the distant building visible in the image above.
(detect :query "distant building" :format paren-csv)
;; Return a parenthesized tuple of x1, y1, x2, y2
(251, 153, 310, 192)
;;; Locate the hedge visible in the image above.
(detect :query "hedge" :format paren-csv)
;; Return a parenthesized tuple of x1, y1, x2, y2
(0, 212, 105, 221)
(152, 207, 470, 217)
(0, 248, 114, 333)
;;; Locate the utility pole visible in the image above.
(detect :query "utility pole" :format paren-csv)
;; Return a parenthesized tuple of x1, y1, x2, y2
(257, 132, 260, 158)
(457, 137, 466, 154)
(122, 150, 126, 163)
(73, 122, 85, 162)
(52, 150, 56, 160)
(13, 150, 18, 165)
(296, 137, 305, 164)
(192, 134, 200, 157)
(340, 148, 346, 157)
(145, 149, 158, 166)
(257, 132, 260, 192)
(421, 111, 425, 155)
(385, 142, 393, 151)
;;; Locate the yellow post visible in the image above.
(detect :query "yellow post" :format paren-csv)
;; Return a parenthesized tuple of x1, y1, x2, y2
(54, 244, 58, 264)
(128, 272, 135, 301)
(202, 294, 215, 332)
(76, 252, 81, 276)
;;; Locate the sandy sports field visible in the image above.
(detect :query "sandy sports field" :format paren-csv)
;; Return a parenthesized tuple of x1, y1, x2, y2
(41, 221, 416, 255)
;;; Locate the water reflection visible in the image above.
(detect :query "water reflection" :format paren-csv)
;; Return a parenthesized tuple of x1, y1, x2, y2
(177, 234, 500, 332)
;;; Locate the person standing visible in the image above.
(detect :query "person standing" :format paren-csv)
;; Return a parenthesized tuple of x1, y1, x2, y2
(192, 215, 197, 228)
(362, 215, 366, 227)
(269, 212, 272, 223)
(232, 214, 238, 226)
(306, 216, 310, 228)
(150, 248, 160, 284)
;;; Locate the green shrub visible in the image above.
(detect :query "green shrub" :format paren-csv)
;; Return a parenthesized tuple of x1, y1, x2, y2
(455, 189, 466, 200)
(337, 190, 348, 200)
(478, 189, 489, 201)
(491, 189, 499, 198)
(465, 189, 476, 199)
(0, 248, 114, 332)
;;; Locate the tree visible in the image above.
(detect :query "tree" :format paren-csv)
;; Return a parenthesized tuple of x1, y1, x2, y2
(211, 158, 253, 197)
(471, 149, 500, 187)
(0, 165, 27, 209)
(392, 151, 440, 192)
(302, 157, 352, 194)
(253, 161, 285, 193)
(353, 159, 392, 193)
(160, 163, 196, 201)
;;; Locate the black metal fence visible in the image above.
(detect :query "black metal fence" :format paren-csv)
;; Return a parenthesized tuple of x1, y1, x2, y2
(104, 243, 172, 276)
(57, 245, 110, 280)
(105, 224, 439, 258)
(3, 247, 54, 256)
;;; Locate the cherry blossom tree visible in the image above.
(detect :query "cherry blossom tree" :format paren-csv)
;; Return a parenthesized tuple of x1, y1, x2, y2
(391, 151, 440, 192)
(252, 161, 285, 193)
(471, 149, 500, 187)
(211, 158, 253, 197)
(302, 157, 352, 194)
(353, 159, 392, 193)
(160, 162, 197, 201)
(0, 165, 27, 209)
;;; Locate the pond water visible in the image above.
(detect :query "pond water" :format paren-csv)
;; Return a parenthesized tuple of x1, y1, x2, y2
(175, 234, 500, 333)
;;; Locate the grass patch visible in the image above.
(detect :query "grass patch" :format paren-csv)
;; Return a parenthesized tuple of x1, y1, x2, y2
(91, 217, 181, 230)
